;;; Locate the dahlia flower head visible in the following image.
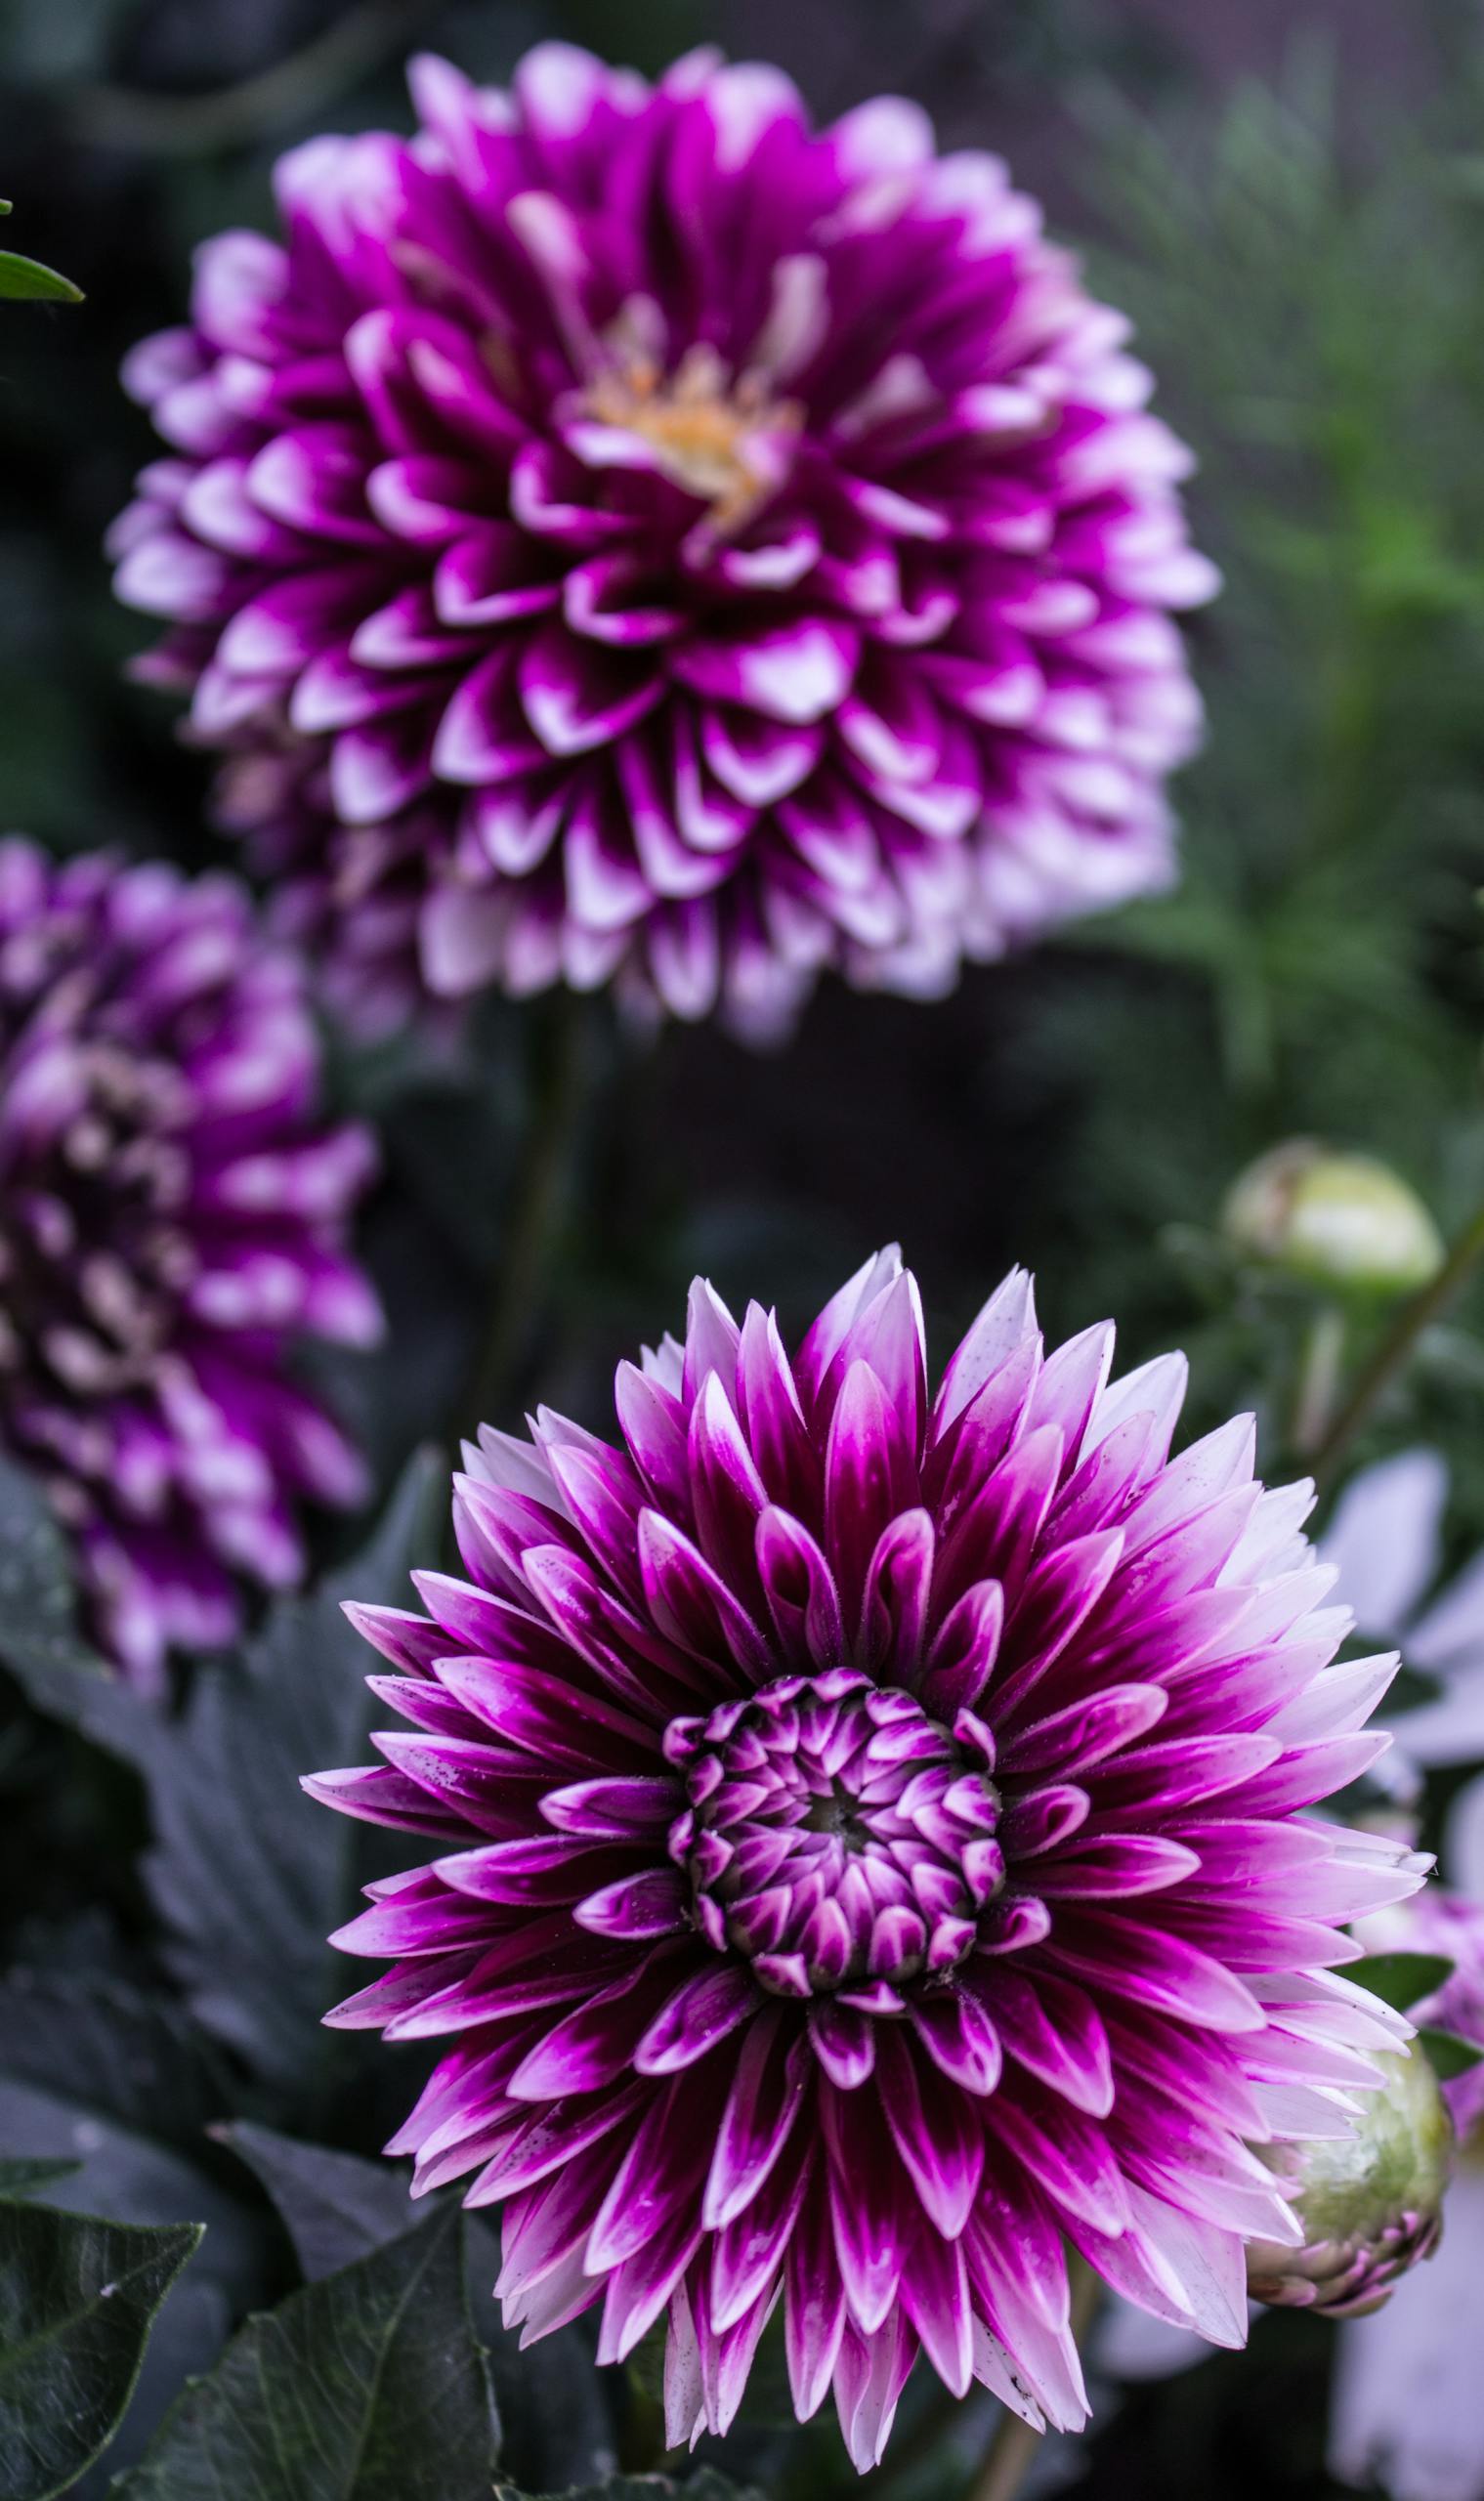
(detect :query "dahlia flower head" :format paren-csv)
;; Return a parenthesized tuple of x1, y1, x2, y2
(310, 1249, 1425, 2470)
(112, 43, 1215, 1039)
(0, 841, 379, 1688)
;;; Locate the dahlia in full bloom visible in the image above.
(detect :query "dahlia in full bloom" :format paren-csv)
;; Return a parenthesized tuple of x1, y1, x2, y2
(112, 43, 1216, 1039)
(308, 1249, 1425, 2469)
(0, 841, 380, 1688)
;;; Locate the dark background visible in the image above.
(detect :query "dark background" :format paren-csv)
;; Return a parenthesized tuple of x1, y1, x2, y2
(5, 5, 1484, 2496)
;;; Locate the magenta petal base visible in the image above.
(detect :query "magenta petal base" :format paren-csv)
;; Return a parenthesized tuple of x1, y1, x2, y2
(113, 44, 1217, 1039)
(308, 1251, 1424, 2468)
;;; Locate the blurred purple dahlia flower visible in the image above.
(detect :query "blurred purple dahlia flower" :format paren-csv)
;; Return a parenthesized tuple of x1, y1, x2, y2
(0, 841, 380, 1689)
(309, 1249, 1423, 2469)
(112, 43, 1216, 1039)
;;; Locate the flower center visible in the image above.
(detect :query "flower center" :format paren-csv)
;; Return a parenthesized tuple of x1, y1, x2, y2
(582, 342, 802, 531)
(0, 1020, 194, 1420)
(663, 1668, 1002, 1997)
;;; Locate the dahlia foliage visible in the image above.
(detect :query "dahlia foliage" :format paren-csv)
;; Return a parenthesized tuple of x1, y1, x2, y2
(311, 1250, 1422, 2468)
(113, 43, 1215, 1039)
(0, 841, 379, 1686)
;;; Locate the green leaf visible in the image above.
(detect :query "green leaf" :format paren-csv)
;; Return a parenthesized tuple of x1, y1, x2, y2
(0, 2202, 199, 2501)
(1347, 1951, 1455, 2013)
(0, 2059, 274, 2487)
(0, 2161, 77, 2201)
(0, 1457, 146, 1766)
(1418, 2026, 1484, 2082)
(213, 2130, 613, 2494)
(115, 2204, 499, 2501)
(0, 1453, 445, 2104)
(140, 1451, 442, 2096)
(0, 250, 82, 303)
(0, 1972, 231, 2151)
(214, 2125, 416, 2282)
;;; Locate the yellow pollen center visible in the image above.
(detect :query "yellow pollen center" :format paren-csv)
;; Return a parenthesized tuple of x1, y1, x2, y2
(583, 343, 801, 531)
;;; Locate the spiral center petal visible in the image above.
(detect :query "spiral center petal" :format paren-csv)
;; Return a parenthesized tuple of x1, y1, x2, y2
(664, 1666, 1001, 1992)
(581, 341, 803, 530)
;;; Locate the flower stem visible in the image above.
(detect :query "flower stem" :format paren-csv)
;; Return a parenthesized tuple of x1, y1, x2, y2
(74, 0, 432, 154)
(1311, 1199, 1484, 1491)
(1290, 1303, 1347, 1459)
(967, 2407, 1042, 2501)
(465, 993, 590, 1441)
(964, 2258, 1100, 2501)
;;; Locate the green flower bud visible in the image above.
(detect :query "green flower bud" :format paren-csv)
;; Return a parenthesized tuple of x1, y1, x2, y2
(1222, 1142, 1445, 1297)
(1247, 2044, 1455, 2318)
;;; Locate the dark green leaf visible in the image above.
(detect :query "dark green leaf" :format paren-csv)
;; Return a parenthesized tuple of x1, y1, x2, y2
(0, 250, 82, 303)
(0, 1452, 445, 2110)
(0, 2202, 199, 2501)
(474, 2272, 611, 2494)
(0, 2073, 273, 2493)
(1418, 2026, 1484, 2082)
(0, 1973, 231, 2151)
(0, 1458, 147, 1766)
(1347, 1951, 1455, 2013)
(214, 2125, 416, 2282)
(215, 2130, 613, 2492)
(115, 2204, 498, 2501)
(0, 2161, 76, 2201)
(137, 1451, 443, 2097)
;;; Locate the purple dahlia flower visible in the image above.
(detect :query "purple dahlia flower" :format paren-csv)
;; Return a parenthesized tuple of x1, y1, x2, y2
(112, 43, 1216, 1039)
(1362, 1884, 1484, 2146)
(309, 1250, 1423, 2469)
(0, 841, 380, 1689)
